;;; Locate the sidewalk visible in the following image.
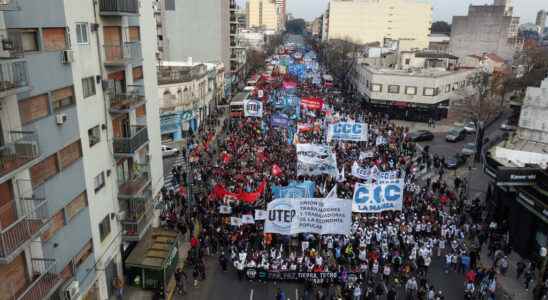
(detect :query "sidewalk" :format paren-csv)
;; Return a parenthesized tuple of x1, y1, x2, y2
(394, 119, 454, 133)
(479, 249, 534, 300)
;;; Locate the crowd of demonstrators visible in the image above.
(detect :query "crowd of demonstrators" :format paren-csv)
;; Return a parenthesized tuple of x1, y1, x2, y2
(156, 45, 548, 300)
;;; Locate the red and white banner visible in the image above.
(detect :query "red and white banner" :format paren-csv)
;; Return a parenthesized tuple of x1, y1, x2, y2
(301, 97, 324, 110)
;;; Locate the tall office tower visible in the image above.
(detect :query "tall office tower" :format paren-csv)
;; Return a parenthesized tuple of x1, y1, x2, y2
(326, 0, 432, 50)
(536, 10, 547, 37)
(276, 0, 287, 31)
(0, 0, 163, 299)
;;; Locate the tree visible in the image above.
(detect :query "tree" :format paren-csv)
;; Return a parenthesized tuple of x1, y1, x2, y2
(431, 21, 451, 34)
(246, 49, 266, 74)
(264, 33, 283, 56)
(318, 39, 362, 91)
(286, 18, 306, 34)
(453, 71, 508, 161)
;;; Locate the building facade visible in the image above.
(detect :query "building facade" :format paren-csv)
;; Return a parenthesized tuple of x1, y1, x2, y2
(247, 0, 281, 32)
(353, 52, 477, 121)
(449, 0, 520, 61)
(0, 0, 162, 299)
(484, 77, 548, 259)
(155, 0, 231, 76)
(536, 10, 547, 38)
(325, 0, 432, 50)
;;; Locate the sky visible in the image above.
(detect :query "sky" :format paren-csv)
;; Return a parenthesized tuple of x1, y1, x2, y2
(236, 0, 541, 24)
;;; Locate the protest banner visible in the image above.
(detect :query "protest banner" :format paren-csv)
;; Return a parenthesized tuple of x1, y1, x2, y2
(352, 179, 404, 213)
(241, 215, 255, 224)
(244, 99, 263, 118)
(245, 269, 363, 285)
(327, 122, 368, 142)
(230, 217, 242, 227)
(219, 205, 232, 214)
(271, 113, 290, 128)
(264, 198, 352, 235)
(255, 209, 267, 221)
(300, 97, 324, 110)
(296, 144, 338, 177)
(272, 180, 315, 199)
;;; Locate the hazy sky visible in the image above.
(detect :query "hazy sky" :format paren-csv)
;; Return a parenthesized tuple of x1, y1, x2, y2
(237, 0, 541, 23)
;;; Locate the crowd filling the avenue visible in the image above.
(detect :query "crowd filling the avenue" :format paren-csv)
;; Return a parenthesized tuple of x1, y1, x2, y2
(159, 42, 547, 300)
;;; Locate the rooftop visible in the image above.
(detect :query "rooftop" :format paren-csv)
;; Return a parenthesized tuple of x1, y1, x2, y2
(361, 64, 472, 78)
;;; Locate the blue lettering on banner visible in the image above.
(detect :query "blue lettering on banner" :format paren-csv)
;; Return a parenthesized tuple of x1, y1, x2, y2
(328, 122, 368, 142)
(352, 180, 404, 213)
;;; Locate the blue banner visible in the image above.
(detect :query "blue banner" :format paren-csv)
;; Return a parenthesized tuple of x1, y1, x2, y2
(272, 181, 316, 199)
(352, 180, 404, 213)
(327, 122, 369, 142)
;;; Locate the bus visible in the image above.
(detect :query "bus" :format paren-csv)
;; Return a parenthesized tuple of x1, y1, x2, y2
(229, 92, 250, 118)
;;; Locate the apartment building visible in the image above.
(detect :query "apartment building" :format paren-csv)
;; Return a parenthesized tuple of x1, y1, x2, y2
(449, 0, 520, 61)
(247, 0, 282, 32)
(0, 0, 162, 299)
(325, 0, 432, 50)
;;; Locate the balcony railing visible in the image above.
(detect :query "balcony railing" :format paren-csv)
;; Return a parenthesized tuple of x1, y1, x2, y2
(118, 162, 151, 197)
(0, 181, 49, 262)
(122, 208, 152, 240)
(0, 30, 24, 58)
(104, 42, 142, 66)
(109, 85, 146, 113)
(119, 186, 153, 220)
(0, 60, 28, 94)
(113, 125, 148, 155)
(0, 131, 40, 182)
(1, 258, 60, 300)
(99, 0, 138, 15)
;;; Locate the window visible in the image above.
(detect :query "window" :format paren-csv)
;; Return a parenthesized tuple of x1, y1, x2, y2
(59, 140, 82, 169)
(43, 27, 68, 51)
(99, 215, 111, 241)
(19, 94, 49, 124)
(371, 84, 382, 92)
(165, 0, 175, 10)
(405, 86, 417, 95)
(405, 59, 410, 65)
(21, 29, 39, 52)
(129, 26, 140, 42)
(423, 87, 435, 96)
(30, 154, 59, 187)
(88, 125, 101, 147)
(132, 66, 143, 81)
(445, 84, 451, 93)
(65, 192, 88, 221)
(388, 85, 400, 94)
(94, 172, 105, 193)
(52, 86, 75, 111)
(82, 76, 96, 98)
(76, 23, 89, 44)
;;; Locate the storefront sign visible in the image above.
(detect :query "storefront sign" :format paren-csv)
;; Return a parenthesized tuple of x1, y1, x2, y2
(496, 167, 538, 186)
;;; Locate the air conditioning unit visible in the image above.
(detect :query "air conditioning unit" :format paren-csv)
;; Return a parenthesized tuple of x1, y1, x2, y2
(61, 50, 74, 64)
(14, 140, 39, 157)
(56, 113, 67, 125)
(115, 211, 126, 221)
(62, 280, 80, 300)
(2, 38, 14, 51)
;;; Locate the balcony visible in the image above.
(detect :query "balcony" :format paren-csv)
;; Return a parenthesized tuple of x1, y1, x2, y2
(0, 30, 24, 58)
(122, 208, 153, 241)
(0, 182, 49, 263)
(118, 162, 151, 198)
(109, 85, 146, 114)
(0, 131, 40, 184)
(113, 125, 149, 156)
(99, 0, 139, 15)
(119, 186, 153, 221)
(104, 42, 142, 67)
(0, 60, 29, 97)
(16, 258, 61, 300)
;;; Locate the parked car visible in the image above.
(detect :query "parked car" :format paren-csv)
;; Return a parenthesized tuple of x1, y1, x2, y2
(500, 121, 517, 131)
(408, 130, 434, 142)
(445, 153, 467, 169)
(461, 143, 477, 156)
(161, 145, 179, 158)
(463, 122, 477, 133)
(446, 127, 466, 142)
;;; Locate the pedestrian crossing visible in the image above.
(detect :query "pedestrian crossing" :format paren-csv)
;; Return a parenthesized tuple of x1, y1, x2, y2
(163, 154, 188, 191)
